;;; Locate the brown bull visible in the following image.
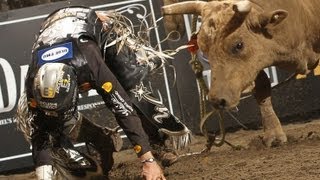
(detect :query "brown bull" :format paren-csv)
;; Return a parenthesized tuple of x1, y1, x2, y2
(162, 0, 320, 146)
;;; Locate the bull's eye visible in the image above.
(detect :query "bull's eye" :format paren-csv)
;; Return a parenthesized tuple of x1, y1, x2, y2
(231, 41, 244, 54)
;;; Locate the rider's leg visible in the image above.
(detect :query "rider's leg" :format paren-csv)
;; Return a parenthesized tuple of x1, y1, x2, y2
(66, 113, 121, 175)
(31, 116, 55, 180)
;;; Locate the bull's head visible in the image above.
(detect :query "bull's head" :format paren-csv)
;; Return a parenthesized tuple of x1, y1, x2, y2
(162, 0, 288, 109)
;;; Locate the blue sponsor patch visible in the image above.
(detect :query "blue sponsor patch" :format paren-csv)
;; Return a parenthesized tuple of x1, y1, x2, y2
(37, 42, 73, 65)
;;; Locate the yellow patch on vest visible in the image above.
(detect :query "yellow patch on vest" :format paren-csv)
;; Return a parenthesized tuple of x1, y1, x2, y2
(133, 145, 142, 154)
(102, 82, 113, 92)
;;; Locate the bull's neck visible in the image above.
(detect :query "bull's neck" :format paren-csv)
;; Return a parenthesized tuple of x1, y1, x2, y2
(251, 0, 320, 74)
(250, 0, 320, 37)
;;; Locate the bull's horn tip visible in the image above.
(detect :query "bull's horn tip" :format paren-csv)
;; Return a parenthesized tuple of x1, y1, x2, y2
(161, 6, 170, 15)
(234, 0, 252, 13)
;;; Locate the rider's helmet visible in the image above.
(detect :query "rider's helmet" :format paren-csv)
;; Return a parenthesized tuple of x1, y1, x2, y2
(32, 63, 78, 118)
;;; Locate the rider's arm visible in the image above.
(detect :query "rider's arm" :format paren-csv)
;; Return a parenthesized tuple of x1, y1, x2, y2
(78, 38, 153, 157)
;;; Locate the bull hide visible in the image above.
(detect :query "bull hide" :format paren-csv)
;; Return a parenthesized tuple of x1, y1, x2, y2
(162, 0, 320, 147)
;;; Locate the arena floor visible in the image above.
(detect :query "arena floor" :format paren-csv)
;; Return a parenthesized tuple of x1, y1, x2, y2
(2, 118, 320, 179)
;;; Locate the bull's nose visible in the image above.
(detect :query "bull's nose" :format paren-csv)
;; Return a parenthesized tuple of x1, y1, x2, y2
(210, 97, 227, 109)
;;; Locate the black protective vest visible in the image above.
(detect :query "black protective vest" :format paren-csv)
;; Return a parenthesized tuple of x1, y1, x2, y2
(27, 6, 104, 97)
(34, 6, 102, 48)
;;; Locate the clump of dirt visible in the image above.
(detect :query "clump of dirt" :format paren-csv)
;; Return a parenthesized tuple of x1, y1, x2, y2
(247, 136, 266, 150)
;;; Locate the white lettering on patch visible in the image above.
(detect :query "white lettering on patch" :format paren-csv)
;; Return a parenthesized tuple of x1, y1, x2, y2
(39, 101, 58, 109)
(41, 47, 69, 61)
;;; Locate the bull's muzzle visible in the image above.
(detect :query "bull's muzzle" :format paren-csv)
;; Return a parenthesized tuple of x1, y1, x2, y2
(209, 97, 228, 110)
(208, 86, 241, 110)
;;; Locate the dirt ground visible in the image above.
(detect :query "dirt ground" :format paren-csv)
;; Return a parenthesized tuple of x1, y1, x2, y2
(2, 118, 320, 180)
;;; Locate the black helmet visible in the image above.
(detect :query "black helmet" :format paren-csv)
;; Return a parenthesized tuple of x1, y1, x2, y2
(32, 63, 78, 117)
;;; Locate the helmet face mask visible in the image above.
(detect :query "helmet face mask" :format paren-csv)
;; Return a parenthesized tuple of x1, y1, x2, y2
(33, 63, 78, 118)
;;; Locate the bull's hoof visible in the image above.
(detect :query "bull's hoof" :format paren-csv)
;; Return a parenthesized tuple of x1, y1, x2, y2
(160, 151, 179, 167)
(263, 132, 287, 147)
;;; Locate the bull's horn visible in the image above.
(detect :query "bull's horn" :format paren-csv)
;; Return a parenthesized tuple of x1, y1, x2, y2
(233, 0, 252, 13)
(162, 1, 207, 15)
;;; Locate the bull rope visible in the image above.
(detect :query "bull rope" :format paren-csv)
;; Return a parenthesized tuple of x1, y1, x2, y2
(187, 13, 231, 152)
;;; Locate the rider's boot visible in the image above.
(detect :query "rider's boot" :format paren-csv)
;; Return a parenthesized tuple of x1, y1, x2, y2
(35, 165, 54, 180)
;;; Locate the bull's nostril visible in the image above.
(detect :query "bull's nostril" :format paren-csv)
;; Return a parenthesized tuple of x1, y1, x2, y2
(209, 98, 227, 109)
(219, 99, 227, 108)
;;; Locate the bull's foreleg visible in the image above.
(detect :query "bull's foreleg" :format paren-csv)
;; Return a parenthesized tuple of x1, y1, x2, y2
(253, 71, 287, 147)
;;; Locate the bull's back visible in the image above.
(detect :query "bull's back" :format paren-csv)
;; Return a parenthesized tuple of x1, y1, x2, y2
(251, 0, 320, 13)
(250, 0, 320, 50)
(251, 0, 320, 35)
(250, 0, 320, 47)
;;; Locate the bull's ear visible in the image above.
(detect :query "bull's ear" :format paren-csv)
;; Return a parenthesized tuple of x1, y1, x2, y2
(259, 10, 288, 28)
